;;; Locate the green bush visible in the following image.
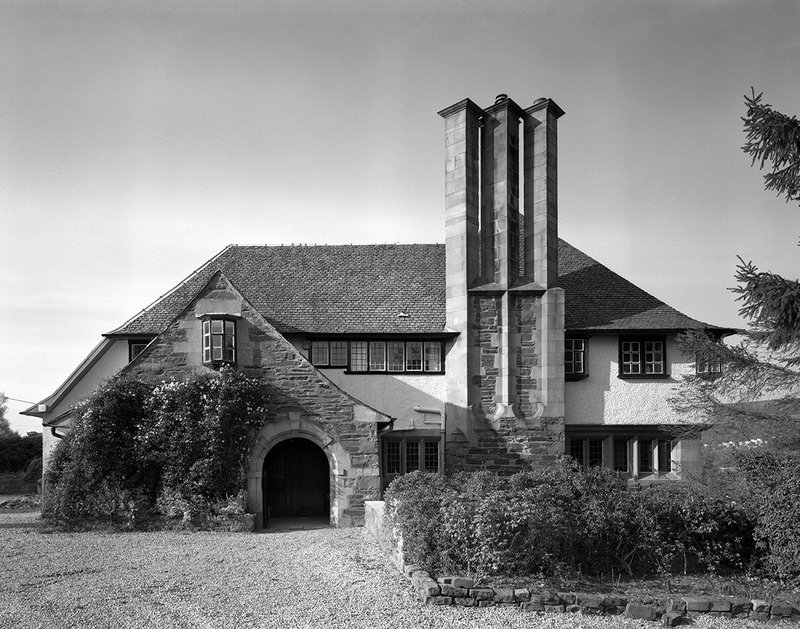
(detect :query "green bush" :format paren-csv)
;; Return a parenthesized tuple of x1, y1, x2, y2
(43, 368, 269, 529)
(736, 450, 800, 579)
(384, 464, 756, 580)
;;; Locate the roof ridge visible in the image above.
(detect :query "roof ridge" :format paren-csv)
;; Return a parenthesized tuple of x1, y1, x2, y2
(105, 244, 235, 335)
(231, 242, 443, 248)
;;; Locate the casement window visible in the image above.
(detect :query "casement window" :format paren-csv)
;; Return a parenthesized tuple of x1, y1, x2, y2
(310, 339, 445, 374)
(382, 437, 441, 483)
(202, 318, 236, 364)
(696, 356, 722, 376)
(565, 338, 586, 379)
(619, 336, 667, 378)
(568, 433, 674, 477)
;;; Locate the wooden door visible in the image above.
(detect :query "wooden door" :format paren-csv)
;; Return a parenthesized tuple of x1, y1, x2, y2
(264, 439, 329, 520)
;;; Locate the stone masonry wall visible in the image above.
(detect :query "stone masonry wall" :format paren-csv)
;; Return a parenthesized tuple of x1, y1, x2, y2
(124, 273, 382, 526)
(445, 293, 563, 475)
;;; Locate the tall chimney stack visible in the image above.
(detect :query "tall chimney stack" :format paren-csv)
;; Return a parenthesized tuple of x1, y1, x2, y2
(440, 92, 565, 468)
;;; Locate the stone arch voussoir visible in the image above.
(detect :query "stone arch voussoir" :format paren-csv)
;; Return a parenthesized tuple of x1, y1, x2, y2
(247, 413, 351, 529)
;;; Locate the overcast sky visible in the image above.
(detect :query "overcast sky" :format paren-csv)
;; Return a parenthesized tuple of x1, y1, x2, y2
(2, 0, 799, 434)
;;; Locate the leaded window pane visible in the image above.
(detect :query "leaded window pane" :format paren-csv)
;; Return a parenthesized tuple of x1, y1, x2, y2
(587, 439, 603, 467)
(330, 341, 348, 366)
(311, 341, 329, 366)
(387, 342, 405, 371)
(350, 341, 368, 371)
(369, 341, 386, 371)
(423, 342, 441, 372)
(405, 441, 420, 472)
(406, 342, 422, 371)
(569, 439, 585, 466)
(424, 441, 439, 472)
(384, 441, 401, 475)
(211, 320, 223, 334)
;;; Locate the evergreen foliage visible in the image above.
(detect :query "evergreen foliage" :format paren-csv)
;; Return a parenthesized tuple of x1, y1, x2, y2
(673, 90, 800, 447)
(43, 369, 269, 528)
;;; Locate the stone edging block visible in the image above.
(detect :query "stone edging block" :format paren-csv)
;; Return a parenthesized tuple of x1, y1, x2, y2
(403, 569, 799, 623)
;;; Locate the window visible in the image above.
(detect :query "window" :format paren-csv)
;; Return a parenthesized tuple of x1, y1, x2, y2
(406, 342, 423, 371)
(310, 339, 445, 374)
(382, 437, 440, 481)
(128, 339, 151, 362)
(330, 341, 348, 366)
(202, 318, 236, 364)
(619, 336, 666, 378)
(369, 341, 386, 371)
(350, 341, 368, 371)
(568, 431, 675, 478)
(387, 341, 405, 371)
(565, 338, 586, 377)
(696, 356, 722, 376)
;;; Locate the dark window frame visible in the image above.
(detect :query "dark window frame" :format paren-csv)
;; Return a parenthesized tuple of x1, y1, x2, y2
(202, 316, 237, 366)
(128, 339, 151, 362)
(310, 339, 445, 374)
(565, 336, 588, 381)
(567, 433, 675, 478)
(618, 335, 668, 379)
(382, 437, 441, 483)
(696, 355, 723, 377)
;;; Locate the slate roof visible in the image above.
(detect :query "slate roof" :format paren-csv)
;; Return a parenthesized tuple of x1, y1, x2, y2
(107, 240, 729, 337)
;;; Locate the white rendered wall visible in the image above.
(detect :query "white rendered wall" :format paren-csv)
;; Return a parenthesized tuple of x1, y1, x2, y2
(42, 339, 130, 465)
(288, 339, 446, 430)
(565, 335, 702, 426)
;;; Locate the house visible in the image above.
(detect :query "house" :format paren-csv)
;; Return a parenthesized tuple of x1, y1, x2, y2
(23, 93, 733, 528)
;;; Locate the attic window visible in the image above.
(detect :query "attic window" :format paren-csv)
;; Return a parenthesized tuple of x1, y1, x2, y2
(202, 318, 236, 364)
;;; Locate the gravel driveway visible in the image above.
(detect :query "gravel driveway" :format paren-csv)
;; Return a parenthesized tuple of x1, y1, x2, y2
(0, 511, 767, 629)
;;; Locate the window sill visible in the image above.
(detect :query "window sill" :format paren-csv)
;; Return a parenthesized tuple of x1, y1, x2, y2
(204, 361, 237, 369)
(565, 373, 588, 382)
(617, 373, 671, 380)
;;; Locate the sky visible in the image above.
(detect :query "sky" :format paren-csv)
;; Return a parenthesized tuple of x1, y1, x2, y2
(1, 0, 799, 434)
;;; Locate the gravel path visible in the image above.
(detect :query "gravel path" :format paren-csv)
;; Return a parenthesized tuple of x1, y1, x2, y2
(0, 511, 769, 629)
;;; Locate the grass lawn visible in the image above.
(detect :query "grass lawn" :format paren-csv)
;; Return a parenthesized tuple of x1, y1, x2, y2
(0, 509, 783, 629)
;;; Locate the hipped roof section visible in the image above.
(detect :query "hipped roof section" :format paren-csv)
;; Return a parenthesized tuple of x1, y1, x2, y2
(106, 240, 732, 338)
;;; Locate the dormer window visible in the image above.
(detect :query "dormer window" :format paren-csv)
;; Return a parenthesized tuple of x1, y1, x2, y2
(202, 318, 236, 364)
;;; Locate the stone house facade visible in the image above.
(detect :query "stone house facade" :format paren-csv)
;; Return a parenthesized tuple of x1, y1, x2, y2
(24, 93, 733, 527)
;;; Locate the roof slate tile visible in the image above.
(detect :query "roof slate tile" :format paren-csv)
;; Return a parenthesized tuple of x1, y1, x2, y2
(107, 240, 726, 337)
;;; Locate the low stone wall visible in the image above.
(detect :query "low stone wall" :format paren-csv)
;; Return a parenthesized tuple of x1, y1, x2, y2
(364, 500, 800, 624)
(405, 568, 799, 624)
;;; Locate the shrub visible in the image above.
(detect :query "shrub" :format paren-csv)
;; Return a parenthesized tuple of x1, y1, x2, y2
(384, 464, 756, 580)
(736, 450, 800, 579)
(43, 368, 269, 529)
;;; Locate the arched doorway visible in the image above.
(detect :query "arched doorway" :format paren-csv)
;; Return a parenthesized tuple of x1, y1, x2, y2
(263, 438, 330, 524)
